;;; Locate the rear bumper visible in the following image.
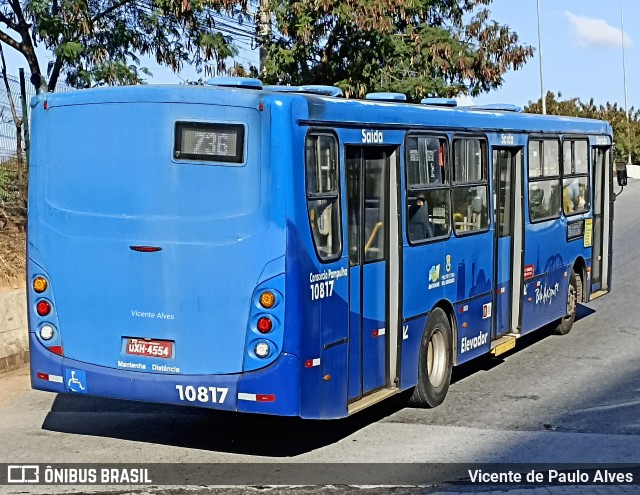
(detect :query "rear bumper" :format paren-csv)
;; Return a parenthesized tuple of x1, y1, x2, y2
(29, 333, 301, 416)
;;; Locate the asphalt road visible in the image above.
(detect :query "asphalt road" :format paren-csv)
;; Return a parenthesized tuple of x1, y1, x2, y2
(1, 180, 639, 494)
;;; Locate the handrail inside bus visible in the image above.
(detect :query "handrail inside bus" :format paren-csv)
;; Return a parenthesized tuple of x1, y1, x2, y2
(364, 222, 384, 254)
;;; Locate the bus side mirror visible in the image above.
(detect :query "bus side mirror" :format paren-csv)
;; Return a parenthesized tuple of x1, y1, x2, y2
(615, 162, 628, 187)
(617, 168, 628, 187)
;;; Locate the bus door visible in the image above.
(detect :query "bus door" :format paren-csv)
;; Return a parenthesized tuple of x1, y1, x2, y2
(591, 146, 612, 293)
(346, 146, 400, 402)
(492, 147, 524, 339)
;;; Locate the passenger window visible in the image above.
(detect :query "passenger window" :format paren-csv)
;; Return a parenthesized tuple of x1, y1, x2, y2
(453, 139, 483, 182)
(528, 180, 561, 221)
(528, 139, 561, 222)
(452, 138, 488, 234)
(405, 136, 450, 243)
(562, 140, 590, 215)
(305, 134, 342, 260)
(406, 136, 446, 187)
(563, 176, 590, 214)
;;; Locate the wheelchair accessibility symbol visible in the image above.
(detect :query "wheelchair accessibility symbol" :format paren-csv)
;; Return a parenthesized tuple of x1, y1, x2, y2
(64, 369, 87, 394)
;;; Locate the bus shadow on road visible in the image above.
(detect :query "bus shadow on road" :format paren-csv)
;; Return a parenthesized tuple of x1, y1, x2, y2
(452, 303, 596, 383)
(41, 390, 408, 457)
(575, 303, 596, 322)
(41, 304, 598, 457)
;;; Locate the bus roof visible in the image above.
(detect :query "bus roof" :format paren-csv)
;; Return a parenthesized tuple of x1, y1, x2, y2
(296, 94, 612, 136)
(35, 84, 612, 137)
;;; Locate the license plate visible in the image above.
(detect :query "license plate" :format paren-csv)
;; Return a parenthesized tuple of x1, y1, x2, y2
(126, 338, 173, 358)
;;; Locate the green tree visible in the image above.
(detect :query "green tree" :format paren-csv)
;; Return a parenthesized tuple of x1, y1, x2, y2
(259, 0, 533, 100)
(526, 91, 640, 163)
(0, 0, 247, 90)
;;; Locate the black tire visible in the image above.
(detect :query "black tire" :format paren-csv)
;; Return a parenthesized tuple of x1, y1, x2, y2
(408, 308, 453, 408)
(554, 270, 578, 335)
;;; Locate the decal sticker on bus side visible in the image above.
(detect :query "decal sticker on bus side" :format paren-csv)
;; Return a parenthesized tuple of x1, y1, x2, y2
(309, 268, 347, 301)
(176, 385, 228, 404)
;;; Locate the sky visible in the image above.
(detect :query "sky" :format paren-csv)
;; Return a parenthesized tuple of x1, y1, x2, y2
(2, 0, 638, 111)
(470, 0, 638, 109)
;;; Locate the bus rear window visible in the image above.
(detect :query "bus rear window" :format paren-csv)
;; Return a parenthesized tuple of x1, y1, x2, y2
(174, 122, 245, 163)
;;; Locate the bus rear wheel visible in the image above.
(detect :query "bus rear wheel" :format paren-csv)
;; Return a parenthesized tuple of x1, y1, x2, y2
(408, 308, 453, 408)
(554, 270, 578, 336)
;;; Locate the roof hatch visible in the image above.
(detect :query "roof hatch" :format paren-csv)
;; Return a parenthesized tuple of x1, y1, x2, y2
(365, 92, 407, 101)
(420, 98, 457, 107)
(207, 77, 263, 89)
(468, 103, 523, 112)
(263, 85, 343, 97)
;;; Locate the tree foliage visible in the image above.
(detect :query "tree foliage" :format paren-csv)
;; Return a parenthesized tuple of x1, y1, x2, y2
(259, 0, 534, 100)
(526, 91, 640, 163)
(0, 0, 248, 90)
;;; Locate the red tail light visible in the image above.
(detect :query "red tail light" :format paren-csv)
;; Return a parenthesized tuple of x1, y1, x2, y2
(257, 317, 273, 333)
(36, 300, 51, 316)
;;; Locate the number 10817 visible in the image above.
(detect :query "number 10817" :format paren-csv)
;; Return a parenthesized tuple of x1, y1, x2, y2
(310, 280, 334, 300)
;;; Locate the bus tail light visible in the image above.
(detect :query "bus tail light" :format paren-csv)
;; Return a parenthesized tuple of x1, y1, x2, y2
(33, 276, 48, 293)
(259, 291, 276, 308)
(254, 341, 271, 358)
(36, 300, 51, 316)
(257, 317, 273, 333)
(39, 324, 55, 341)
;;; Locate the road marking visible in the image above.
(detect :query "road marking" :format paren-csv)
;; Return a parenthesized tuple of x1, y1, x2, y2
(569, 399, 640, 414)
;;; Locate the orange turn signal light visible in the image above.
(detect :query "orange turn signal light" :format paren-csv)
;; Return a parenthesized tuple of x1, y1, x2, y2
(33, 276, 48, 293)
(259, 291, 276, 309)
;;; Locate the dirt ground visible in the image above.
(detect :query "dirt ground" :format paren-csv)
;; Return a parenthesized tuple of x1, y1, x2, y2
(0, 228, 25, 291)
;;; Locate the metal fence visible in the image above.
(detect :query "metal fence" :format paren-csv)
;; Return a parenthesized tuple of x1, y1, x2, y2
(0, 73, 32, 212)
(0, 74, 69, 218)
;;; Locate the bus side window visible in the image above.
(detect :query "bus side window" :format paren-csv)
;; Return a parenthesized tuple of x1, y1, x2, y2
(405, 135, 450, 243)
(562, 140, 590, 215)
(305, 133, 342, 260)
(528, 139, 561, 221)
(452, 138, 488, 233)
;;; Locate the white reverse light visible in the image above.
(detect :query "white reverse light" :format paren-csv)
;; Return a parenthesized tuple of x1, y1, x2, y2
(254, 341, 270, 359)
(39, 324, 55, 341)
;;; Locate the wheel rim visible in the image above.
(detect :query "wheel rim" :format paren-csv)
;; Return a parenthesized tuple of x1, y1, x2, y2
(427, 327, 447, 388)
(566, 280, 576, 319)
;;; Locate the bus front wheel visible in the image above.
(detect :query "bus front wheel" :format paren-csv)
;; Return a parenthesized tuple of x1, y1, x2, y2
(408, 308, 453, 408)
(553, 271, 578, 336)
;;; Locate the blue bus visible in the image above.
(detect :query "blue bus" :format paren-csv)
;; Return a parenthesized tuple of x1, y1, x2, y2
(27, 78, 613, 419)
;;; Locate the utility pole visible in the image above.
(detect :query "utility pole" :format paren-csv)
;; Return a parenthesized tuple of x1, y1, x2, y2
(258, 0, 271, 74)
(620, 0, 632, 164)
(536, 0, 546, 114)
